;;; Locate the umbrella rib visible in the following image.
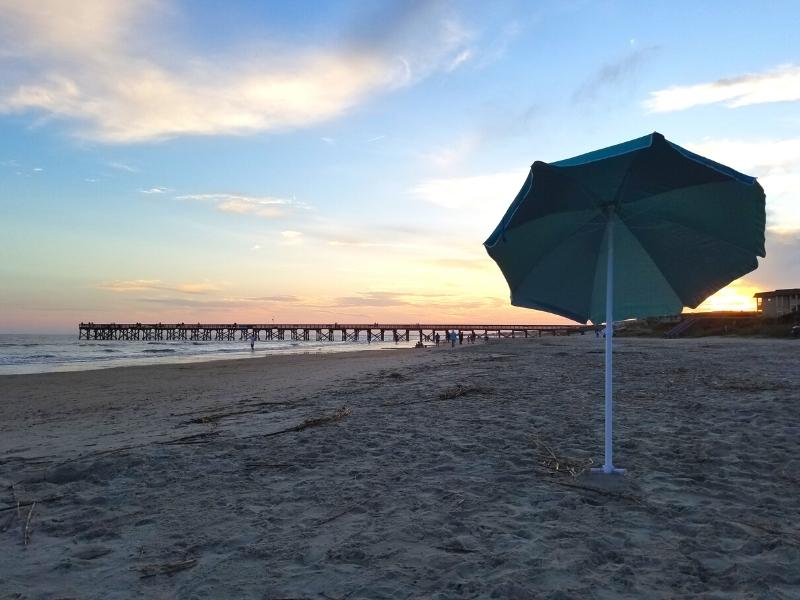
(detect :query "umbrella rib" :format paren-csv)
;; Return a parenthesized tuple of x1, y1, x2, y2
(621, 208, 765, 257)
(508, 214, 606, 318)
(619, 218, 756, 307)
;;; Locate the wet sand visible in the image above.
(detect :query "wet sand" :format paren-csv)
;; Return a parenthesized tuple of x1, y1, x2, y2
(1, 336, 799, 599)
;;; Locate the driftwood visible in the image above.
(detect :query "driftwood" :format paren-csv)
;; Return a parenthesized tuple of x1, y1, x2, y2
(530, 435, 593, 478)
(138, 558, 197, 578)
(264, 406, 351, 438)
(243, 462, 294, 471)
(733, 520, 800, 546)
(158, 431, 220, 446)
(316, 502, 364, 526)
(23, 501, 35, 545)
(383, 385, 492, 407)
(437, 384, 491, 400)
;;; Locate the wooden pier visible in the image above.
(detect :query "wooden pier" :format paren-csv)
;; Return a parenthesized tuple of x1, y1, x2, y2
(78, 322, 596, 342)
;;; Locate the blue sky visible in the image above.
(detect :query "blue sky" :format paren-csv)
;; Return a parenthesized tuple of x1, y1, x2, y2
(1, 0, 798, 332)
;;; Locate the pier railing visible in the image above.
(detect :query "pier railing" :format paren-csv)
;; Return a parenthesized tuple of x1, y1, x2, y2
(78, 322, 596, 342)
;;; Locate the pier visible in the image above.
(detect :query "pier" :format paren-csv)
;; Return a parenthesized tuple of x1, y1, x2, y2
(78, 322, 596, 342)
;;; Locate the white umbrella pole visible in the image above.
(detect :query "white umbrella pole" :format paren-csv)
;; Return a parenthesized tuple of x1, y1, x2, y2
(594, 215, 625, 474)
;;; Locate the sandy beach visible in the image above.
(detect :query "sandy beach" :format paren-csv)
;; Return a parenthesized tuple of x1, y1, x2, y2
(2, 336, 799, 599)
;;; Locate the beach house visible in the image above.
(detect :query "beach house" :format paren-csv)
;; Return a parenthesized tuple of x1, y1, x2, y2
(754, 289, 800, 317)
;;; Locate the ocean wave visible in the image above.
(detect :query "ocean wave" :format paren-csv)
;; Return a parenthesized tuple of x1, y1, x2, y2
(27, 354, 57, 359)
(141, 349, 177, 354)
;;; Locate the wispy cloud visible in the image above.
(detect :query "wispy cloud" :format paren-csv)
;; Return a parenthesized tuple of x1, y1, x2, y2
(425, 257, 493, 271)
(423, 135, 480, 169)
(177, 193, 307, 219)
(137, 294, 302, 309)
(280, 230, 303, 244)
(330, 290, 502, 313)
(646, 64, 800, 113)
(410, 168, 527, 214)
(573, 46, 657, 104)
(140, 187, 169, 194)
(0, 1, 474, 143)
(447, 48, 473, 72)
(107, 161, 138, 172)
(97, 279, 222, 294)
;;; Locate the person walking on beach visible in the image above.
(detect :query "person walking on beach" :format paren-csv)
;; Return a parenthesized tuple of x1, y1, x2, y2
(435, 332, 440, 346)
(250, 331, 256, 351)
(450, 330, 457, 348)
(458, 330, 463, 345)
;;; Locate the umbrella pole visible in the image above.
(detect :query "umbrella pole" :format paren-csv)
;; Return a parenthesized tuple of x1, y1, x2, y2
(594, 215, 625, 474)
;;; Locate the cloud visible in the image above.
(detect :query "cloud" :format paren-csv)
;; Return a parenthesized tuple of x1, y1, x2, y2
(140, 187, 169, 194)
(752, 230, 800, 287)
(107, 161, 138, 172)
(177, 193, 306, 219)
(645, 64, 800, 113)
(279, 230, 304, 244)
(572, 46, 657, 104)
(410, 168, 527, 214)
(325, 290, 501, 314)
(425, 257, 493, 271)
(332, 291, 452, 308)
(251, 295, 300, 303)
(97, 279, 221, 294)
(137, 295, 300, 309)
(423, 135, 481, 169)
(0, 0, 474, 143)
(447, 48, 473, 71)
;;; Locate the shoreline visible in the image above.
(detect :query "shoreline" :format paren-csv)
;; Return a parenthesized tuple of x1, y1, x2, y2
(0, 333, 426, 376)
(0, 340, 419, 378)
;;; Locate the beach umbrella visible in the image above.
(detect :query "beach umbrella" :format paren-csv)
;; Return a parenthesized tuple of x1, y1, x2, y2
(484, 132, 766, 473)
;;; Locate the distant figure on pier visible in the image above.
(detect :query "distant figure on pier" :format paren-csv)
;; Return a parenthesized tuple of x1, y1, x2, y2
(250, 332, 256, 351)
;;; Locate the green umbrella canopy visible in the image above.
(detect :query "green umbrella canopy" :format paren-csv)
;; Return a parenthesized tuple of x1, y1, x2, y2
(484, 132, 766, 325)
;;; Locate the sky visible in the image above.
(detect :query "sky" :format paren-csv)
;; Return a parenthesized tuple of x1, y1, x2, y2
(1, 0, 799, 333)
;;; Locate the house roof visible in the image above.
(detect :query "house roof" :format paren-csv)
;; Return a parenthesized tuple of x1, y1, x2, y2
(753, 288, 800, 298)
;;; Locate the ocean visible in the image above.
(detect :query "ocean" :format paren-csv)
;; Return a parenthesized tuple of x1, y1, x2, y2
(0, 333, 414, 375)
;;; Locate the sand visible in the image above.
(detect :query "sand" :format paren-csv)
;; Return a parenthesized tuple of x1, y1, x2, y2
(1, 336, 799, 599)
